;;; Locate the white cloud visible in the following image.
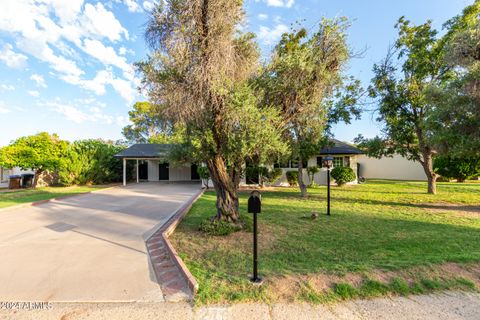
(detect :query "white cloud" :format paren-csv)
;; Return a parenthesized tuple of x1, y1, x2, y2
(142, 1, 156, 11)
(77, 69, 136, 103)
(28, 90, 40, 97)
(30, 74, 48, 88)
(42, 99, 115, 124)
(265, 0, 294, 8)
(0, 44, 28, 68)
(116, 115, 130, 127)
(257, 24, 289, 45)
(258, 14, 268, 21)
(81, 3, 129, 42)
(0, 84, 15, 91)
(0, 103, 11, 114)
(0, 1, 136, 102)
(0, 107, 11, 114)
(124, 0, 142, 12)
(82, 39, 131, 73)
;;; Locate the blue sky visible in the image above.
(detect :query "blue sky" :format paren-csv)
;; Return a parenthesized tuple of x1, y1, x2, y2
(0, 0, 473, 146)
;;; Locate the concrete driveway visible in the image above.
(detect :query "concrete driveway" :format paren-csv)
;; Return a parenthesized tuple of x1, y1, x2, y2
(0, 182, 201, 302)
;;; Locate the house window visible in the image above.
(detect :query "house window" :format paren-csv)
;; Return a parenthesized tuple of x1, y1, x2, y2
(333, 157, 343, 168)
(316, 156, 323, 167)
(275, 158, 307, 168)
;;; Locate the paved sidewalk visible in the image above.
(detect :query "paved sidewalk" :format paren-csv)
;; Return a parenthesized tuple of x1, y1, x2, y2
(0, 182, 201, 302)
(1, 291, 479, 319)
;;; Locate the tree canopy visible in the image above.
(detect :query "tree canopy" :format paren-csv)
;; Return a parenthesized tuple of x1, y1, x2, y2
(357, 17, 452, 194)
(259, 19, 361, 197)
(137, 0, 286, 222)
(0, 132, 68, 187)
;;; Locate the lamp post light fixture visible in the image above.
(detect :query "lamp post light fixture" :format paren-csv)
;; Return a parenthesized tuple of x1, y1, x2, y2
(323, 155, 333, 216)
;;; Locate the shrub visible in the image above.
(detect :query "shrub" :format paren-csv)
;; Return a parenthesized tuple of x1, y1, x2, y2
(199, 219, 241, 236)
(197, 166, 211, 188)
(58, 140, 126, 185)
(331, 166, 356, 186)
(285, 170, 298, 186)
(434, 156, 480, 182)
(259, 167, 283, 186)
(307, 166, 319, 186)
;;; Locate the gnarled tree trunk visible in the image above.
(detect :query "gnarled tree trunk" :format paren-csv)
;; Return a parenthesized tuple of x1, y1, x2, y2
(206, 155, 239, 222)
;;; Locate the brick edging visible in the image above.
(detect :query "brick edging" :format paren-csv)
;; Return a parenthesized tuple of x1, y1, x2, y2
(146, 188, 205, 297)
(0, 184, 121, 212)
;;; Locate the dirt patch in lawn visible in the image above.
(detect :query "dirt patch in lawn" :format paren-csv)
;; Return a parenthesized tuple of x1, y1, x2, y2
(421, 202, 480, 218)
(265, 262, 480, 302)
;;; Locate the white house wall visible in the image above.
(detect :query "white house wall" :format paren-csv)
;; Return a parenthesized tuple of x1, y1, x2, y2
(169, 163, 191, 181)
(147, 160, 160, 181)
(146, 160, 193, 181)
(357, 154, 426, 181)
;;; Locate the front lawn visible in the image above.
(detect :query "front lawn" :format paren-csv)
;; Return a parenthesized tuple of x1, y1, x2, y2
(0, 185, 109, 209)
(171, 179, 480, 304)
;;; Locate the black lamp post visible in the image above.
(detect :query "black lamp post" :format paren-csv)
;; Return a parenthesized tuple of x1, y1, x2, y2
(323, 155, 333, 216)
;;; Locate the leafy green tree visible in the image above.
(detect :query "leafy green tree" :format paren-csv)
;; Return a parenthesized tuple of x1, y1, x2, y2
(122, 101, 174, 143)
(58, 140, 126, 185)
(427, 1, 480, 157)
(137, 1, 286, 223)
(434, 156, 480, 182)
(0, 132, 68, 187)
(260, 19, 360, 198)
(357, 17, 452, 194)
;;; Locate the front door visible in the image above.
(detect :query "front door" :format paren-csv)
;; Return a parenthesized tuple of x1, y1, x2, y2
(191, 163, 200, 180)
(159, 162, 169, 180)
(139, 161, 148, 180)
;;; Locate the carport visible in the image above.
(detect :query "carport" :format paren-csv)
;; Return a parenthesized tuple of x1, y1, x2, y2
(114, 144, 200, 186)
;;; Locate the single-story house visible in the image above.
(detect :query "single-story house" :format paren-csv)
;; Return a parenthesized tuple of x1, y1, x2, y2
(273, 139, 364, 186)
(114, 144, 201, 186)
(114, 139, 366, 186)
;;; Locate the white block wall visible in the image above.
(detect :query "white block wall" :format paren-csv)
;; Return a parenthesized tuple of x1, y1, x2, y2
(357, 154, 426, 181)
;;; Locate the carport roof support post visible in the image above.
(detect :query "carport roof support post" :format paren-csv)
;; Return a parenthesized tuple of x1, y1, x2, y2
(136, 159, 139, 184)
(123, 158, 126, 186)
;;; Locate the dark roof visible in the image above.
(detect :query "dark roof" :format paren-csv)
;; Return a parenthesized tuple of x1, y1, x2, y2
(318, 139, 363, 155)
(114, 144, 172, 158)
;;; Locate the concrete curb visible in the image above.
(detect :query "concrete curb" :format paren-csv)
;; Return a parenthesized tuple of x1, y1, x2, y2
(146, 187, 205, 299)
(0, 184, 121, 213)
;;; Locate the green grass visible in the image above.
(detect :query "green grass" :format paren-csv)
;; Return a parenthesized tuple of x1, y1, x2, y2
(171, 179, 480, 304)
(0, 185, 108, 209)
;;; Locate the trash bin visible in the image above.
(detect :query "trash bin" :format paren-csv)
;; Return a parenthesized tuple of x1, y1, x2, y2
(21, 173, 35, 188)
(8, 175, 21, 189)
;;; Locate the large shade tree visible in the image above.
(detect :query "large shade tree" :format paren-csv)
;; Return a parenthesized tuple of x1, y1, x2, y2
(260, 19, 361, 197)
(137, 0, 286, 222)
(427, 1, 480, 157)
(357, 17, 452, 194)
(122, 101, 173, 143)
(0, 132, 68, 188)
